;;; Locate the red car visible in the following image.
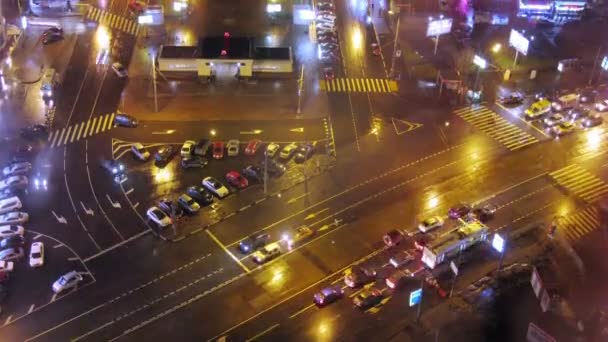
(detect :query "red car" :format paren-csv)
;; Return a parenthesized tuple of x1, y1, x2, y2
(128, 0, 146, 13)
(323, 67, 335, 80)
(212, 141, 224, 159)
(244, 139, 262, 156)
(225, 171, 248, 189)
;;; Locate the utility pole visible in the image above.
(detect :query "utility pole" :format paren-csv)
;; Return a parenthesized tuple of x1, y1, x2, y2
(296, 65, 304, 115)
(389, 15, 401, 78)
(263, 151, 268, 195)
(151, 52, 158, 112)
(589, 46, 602, 85)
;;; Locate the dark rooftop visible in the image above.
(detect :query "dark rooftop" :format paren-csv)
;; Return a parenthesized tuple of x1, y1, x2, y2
(198, 36, 253, 59)
(253, 47, 291, 60)
(159, 46, 200, 59)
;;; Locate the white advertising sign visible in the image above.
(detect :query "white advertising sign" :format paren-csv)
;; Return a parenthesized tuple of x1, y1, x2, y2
(509, 29, 529, 56)
(426, 18, 453, 37)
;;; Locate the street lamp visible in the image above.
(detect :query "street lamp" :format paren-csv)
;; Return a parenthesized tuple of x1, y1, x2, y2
(491, 43, 502, 53)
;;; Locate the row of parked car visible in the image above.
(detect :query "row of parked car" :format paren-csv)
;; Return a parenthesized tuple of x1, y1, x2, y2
(315, 1, 339, 63)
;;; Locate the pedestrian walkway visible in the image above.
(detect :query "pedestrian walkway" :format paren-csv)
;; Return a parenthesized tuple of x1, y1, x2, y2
(559, 206, 599, 242)
(454, 105, 538, 151)
(86, 7, 141, 36)
(47, 113, 116, 148)
(548, 164, 608, 203)
(319, 78, 398, 93)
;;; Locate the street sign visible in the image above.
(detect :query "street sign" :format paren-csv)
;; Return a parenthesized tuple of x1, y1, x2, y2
(526, 322, 556, 342)
(491, 233, 505, 253)
(409, 288, 422, 307)
(450, 261, 459, 276)
(601, 56, 608, 71)
(530, 266, 543, 298)
(426, 18, 453, 37)
(509, 29, 529, 56)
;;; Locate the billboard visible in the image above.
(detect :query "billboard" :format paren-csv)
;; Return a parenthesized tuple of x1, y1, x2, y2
(601, 56, 608, 71)
(509, 29, 529, 56)
(426, 18, 453, 37)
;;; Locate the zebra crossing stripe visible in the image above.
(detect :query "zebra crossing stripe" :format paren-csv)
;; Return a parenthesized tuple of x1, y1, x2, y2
(70, 123, 80, 143)
(135, 25, 140, 36)
(100, 114, 109, 132)
(76, 122, 85, 141)
(62, 126, 72, 146)
(95, 115, 104, 134)
(88, 117, 98, 137)
(48, 130, 55, 142)
(83, 118, 92, 138)
(108, 113, 115, 129)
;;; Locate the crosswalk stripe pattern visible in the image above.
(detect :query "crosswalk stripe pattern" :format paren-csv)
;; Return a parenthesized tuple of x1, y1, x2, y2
(559, 207, 599, 242)
(319, 78, 398, 93)
(454, 105, 538, 151)
(548, 164, 608, 203)
(47, 113, 117, 148)
(86, 7, 141, 36)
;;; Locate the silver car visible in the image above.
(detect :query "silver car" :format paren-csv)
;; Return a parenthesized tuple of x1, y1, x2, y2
(52, 271, 83, 293)
(2, 162, 32, 176)
(0, 176, 28, 192)
(0, 247, 24, 261)
(0, 212, 29, 225)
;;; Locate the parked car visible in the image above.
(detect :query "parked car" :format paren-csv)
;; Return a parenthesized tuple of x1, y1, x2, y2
(353, 288, 383, 309)
(154, 145, 174, 163)
(180, 156, 208, 169)
(186, 186, 214, 205)
(227, 139, 240, 157)
(146, 206, 172, 228)
(29, 242, 44, 267)
(313, 285, 343, 307)
(114, 113, 138, 127)
(131, 143, 150, 161)
(0, 235, 24, 249)
(266, 160, 286, 177)
(252, 242, 281, 263)
(212, 141, 225, 159)
(418, 216, 444, 233)
(2, 162, 32, 177)
(112, 62, 128, 78)
(0, 176, 28, 192)
(0, 247, 24, 262)
(0, 212, 28, 225)
(225, 171, 248, 189)
(238, 233, 270, 254)
(158, 198, 183, 217)
(0, 260, 13, 272)
(294, 144, 314, 163)
(0, 197, 21, 215)
(20, 124, 48, 140)
(266, 142, 280, 157)
(177, 194, 200, 214)
(242, 165, 263, 183)
(0, 225, 24, 238)
(181, 140, 196, 158)
(202, 177, 230, 198)
(52, 271, 83, 293)
(244, 139, 262, 155)
(194, 139, 212, 156)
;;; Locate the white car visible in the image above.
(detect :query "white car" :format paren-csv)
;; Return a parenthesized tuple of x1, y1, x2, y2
(0, 196, 21, 215)
(52, 271, 83, 293)
(595, 100, 608, 112)
(29, 242, 44, 267)
(0, 212, 29, 225)
(146, 206, 172, 228)
(181, 140, 196, 158)
(2, 162, 32, 176)
(252, 242, 281, 264)
(227, 139, 240, 157)
(0, 225, 24, 238)
(202, 177, 230, 198)
(418, 216, 444, 233)
(266, 143, 280, 157)
(0, 176, 28, 192)
(131, 143, 150, 161)
(279, 143, 298, 160)
(0, 260, 14, 272)
(112, 62, 128, 78)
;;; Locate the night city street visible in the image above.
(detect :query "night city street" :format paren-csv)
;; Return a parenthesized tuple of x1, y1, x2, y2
(1, 0, 608, 341)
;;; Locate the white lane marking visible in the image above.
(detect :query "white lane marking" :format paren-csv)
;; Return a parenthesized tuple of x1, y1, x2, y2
(33, 234, 42, 240)
(125, 188, 134, 195)
(4, 315, 12, 326)
(53, 244, 64, 249)
(28, 304, 35, 313)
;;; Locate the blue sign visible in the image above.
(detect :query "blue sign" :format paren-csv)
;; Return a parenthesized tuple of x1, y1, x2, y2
(409, 288, 422, 307)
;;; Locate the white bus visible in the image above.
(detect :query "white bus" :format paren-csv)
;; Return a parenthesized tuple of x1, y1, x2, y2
(421, 219, 489, 269)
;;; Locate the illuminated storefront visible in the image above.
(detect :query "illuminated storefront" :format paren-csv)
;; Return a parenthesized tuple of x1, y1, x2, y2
(518, 0, 586, 22)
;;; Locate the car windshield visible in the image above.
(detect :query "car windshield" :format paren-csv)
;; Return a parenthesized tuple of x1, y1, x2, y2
(153, 209, 164, 217)
(187, 198, 195, 205)
(58, 276, 68, 285)
(32, 252, 41, 258)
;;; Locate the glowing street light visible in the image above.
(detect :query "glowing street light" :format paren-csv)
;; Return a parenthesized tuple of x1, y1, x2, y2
(492, 43, 502, 53)
(210, 129, 216, 136)
(352, 27, 362, 50)
(95, 26, 110, 48)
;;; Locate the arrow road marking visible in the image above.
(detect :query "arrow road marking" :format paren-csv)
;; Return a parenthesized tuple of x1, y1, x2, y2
(391, 118, 423, 135)
(106, 195, 122, 209)
(304, 207, 329, 220)
(151, 129, 175, 135)
(80, 202, 94, 216)
(318, 224, 331, 232)
(51, 211, 67, 224)
(290, 127, 304, 133)
(239, 129, 263, 135)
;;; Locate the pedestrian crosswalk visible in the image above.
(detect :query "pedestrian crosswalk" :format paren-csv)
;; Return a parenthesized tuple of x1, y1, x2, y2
(559, 207, 599, 242)
(319, 78, 398, 93)
(48, 113, 116, 148)
(454, 105, 538, 151)
(548, 164, 608, 203)
(86, 7, 141, 36)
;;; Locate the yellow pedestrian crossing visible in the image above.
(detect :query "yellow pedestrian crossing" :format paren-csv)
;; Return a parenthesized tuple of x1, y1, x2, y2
(559, 207, 599, 242)
(86, 7, 141, 36)
(454, 105, 538, 151)
(319, 78, 398, 93)
(548, 164, 608, 203)
(47, 113, 117, 148)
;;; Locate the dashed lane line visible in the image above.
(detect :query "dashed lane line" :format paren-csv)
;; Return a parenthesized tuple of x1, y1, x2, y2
(245, 323, 281, 342)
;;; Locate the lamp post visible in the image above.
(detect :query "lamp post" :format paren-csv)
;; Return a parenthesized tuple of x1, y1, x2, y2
(296, 65, 304, 115)
(150, 52, 158, 112)
(472, 54, 487, 97)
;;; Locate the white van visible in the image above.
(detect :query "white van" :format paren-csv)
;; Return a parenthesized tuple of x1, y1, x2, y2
(40, 68, 57, 99)
(552, 93, 578, 112)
